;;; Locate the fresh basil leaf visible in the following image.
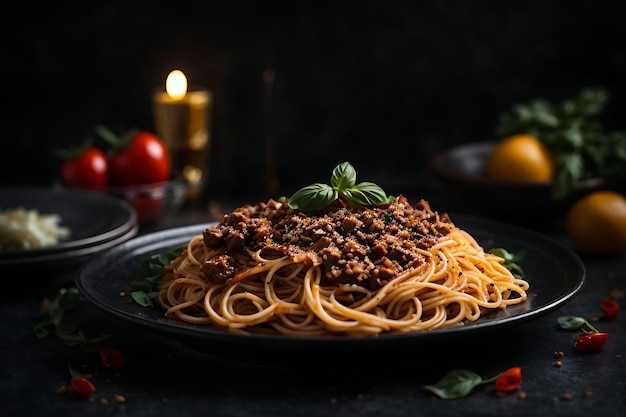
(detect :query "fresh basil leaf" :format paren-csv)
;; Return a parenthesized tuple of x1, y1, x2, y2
(48, 287, 80, 326)
(34, 287, 111, 351)
(342, 182, 389, 206)
(288, 183, 337, 210)
(131, 245, 185, 293)
(330, 162, 357, 190)
(57, 287, 81, 310)
(423, 369, 486, 399)
(557, 316, 588, 330)
(288, 162, 391, 211)
(131, 291, 159, 307)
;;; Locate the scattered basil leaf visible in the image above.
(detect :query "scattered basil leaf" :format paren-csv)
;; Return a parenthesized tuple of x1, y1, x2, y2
(131, 290, 160, 307)
(557, 316, 587, 330)
(423, 369, 501, 399)
(557, 316, 599, 334)
(34, 287, 111, 352)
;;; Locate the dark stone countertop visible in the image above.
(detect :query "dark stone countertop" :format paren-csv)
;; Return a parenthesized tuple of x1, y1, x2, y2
(2, 198, 625, 417)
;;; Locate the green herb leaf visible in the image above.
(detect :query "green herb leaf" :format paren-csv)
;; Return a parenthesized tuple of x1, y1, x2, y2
(131, 290, 159, 307)
(343, 182, 390, 207)
(288, 162, 391, 211)
(34, 287, 111, 351)
(287, 183, 337, 211)
(130, 245, 185, 307)
(47, 287, 81, 326)
(557, 316, 588, 330)
(557, 316, 599, 334)
(423, 369, 492, 399)
(330, 162, 357, 190)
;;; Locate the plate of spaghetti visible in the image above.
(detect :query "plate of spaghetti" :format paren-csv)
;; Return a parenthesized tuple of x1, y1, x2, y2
(76, 163, 585, 367)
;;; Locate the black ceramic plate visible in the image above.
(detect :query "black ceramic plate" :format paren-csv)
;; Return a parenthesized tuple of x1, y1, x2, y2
(2, 224, 139, 270)
(76, 216, 585, 368)
(0, 186, 137, 259)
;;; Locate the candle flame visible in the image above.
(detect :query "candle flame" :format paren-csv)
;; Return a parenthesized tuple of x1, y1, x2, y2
(166, 70, 187, 100)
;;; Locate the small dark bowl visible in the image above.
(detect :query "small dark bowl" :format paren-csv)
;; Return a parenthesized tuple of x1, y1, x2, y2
(63, 171, 187, 225)
(428, 142, 612, 225)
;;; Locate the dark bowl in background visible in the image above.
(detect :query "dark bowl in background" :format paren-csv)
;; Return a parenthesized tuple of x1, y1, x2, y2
(63, 171, 187, 225)
(428, 142, 613, 228)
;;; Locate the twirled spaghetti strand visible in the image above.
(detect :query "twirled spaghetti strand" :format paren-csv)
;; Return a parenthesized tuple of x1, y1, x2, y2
(156, 215, 529, 336)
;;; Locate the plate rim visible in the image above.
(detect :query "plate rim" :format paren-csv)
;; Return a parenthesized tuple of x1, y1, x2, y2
(0, 223, 139, 269)
(0, 185, 137, 256)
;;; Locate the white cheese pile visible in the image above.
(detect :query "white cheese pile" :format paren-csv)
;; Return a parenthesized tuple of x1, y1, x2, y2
(0, 207, 71, 250)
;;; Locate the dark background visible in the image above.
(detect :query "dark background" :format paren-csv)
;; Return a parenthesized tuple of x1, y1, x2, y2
(3, 0, 626, 203)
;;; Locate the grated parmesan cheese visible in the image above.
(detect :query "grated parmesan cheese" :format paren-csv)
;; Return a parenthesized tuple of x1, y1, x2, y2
(0, 207, 71, 250)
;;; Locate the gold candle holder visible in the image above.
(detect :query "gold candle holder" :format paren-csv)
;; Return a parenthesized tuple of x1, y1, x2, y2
(152, 70, 213, 201)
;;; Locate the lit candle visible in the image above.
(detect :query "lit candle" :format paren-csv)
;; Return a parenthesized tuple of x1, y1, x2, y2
(152, 70, 213, 199)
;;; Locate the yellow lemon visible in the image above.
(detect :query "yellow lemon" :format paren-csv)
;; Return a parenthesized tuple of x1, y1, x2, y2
(486, 134, 555, 182)
(565, 190, 626, 255)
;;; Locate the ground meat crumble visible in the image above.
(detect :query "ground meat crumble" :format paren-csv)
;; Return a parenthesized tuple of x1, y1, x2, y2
(201, 195, 455, 290)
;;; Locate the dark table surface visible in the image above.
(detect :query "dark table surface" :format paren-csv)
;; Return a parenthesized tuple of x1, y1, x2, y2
(2, 191, 625, 417)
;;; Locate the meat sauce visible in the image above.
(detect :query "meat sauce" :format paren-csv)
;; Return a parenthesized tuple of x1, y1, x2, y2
(202, 195, 455, 290)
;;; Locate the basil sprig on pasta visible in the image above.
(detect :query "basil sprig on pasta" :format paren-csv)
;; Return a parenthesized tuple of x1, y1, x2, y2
(288, 162, 393, 211)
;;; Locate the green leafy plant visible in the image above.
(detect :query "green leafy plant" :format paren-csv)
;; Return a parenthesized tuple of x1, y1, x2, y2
(33, 287, 111, 351)
(287, 162, 394, 211)
(495, 87, 626, 199)
(130, 244, 185, 307)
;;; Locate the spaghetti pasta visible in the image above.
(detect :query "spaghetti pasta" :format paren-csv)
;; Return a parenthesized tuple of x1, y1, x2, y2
(156, 195, 530, 336)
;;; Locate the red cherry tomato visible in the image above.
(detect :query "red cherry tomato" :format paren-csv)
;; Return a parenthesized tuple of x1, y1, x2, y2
(99, 347, 125, 370)
(108, 130, 170, 185)
(495, 366, 522, 392)
(60, 147, 108, 189)
(600, 298, 619, 320)
(70, 377, 96, 397)
(575, 332, 609, 351)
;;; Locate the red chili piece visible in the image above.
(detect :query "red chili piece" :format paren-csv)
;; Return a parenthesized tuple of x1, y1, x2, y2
(100, 347, 125, 370)
(575, 332, 609, 351)
(495, 367, 522, 392)
(600, 298, 620, 320)
(70, 377, 96, 397)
